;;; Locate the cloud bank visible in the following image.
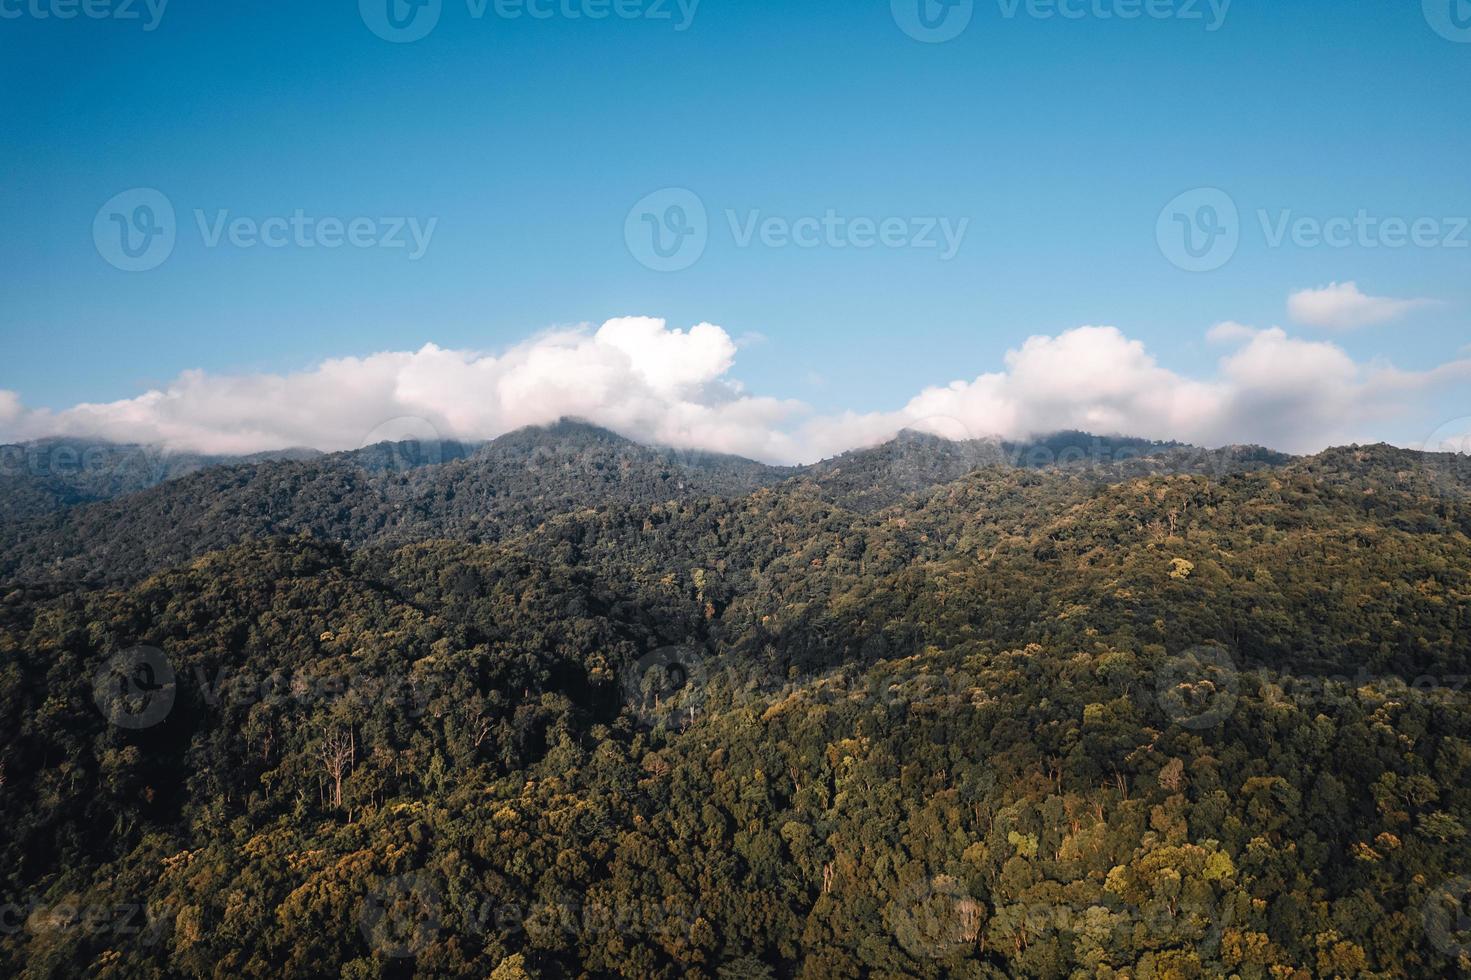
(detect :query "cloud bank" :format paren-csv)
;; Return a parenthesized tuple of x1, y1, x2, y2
(1288, 281, 1435, 330)
(2, 316, 1468, 465)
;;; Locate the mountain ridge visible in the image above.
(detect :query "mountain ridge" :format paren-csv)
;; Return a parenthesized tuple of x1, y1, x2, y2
(1, 420, 1463, 588)
(2, 420, 1470, 976)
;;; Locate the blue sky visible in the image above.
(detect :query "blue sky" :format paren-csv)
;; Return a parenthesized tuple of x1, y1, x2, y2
(1, 0, 1468, 460)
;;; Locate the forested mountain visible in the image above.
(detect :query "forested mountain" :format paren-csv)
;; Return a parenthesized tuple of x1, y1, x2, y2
(0, 440, 324, 525)
(1, 426, 1470, 977)
(0, 422, 791, 585)
(801, 430, 1294, 513)
(0, 422, 1285, 586)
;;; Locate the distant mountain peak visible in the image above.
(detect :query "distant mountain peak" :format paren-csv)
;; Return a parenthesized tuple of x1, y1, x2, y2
(493, 418, 639, 448)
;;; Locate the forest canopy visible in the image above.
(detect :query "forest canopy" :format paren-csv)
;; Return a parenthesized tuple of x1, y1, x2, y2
(1, 424, 1469, 978)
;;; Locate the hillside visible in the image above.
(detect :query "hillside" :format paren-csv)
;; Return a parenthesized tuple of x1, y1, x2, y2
(1, 434, 1470, 976)
(0, 423, 1295, 587)
(0, 440, 325, 524)
(0, 422, 791, 586)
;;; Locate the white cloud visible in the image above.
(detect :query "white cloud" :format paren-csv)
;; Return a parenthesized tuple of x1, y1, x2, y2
(1425, 428, 1471, 455)
(875, 325, 1469, 455)
(1206, 321, 1259, 344)
(891, 326, 1227, 449)
(1287, 281, 1435, 330)
(2, 316, 1468, 464)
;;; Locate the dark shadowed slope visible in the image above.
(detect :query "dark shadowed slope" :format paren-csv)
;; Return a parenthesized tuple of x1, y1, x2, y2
(0, 439, 324, 524)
